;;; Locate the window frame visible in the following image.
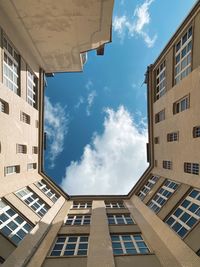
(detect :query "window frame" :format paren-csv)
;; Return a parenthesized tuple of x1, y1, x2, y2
(65, 215, 91, 226)
(71, 202, 92, 209)
(107, 214, 134, 225)
(173, 95, 190, 114)
(165, 188, 200, 238)
(167, 132, 179, 142)
(184, 162, 199, 175)
(148, 179, 179, 213)
(155, 109, 165, 123)
(111, 234, 150, 256)
(15, 187, 49, 217)
(193, 126, 200, 138)
(50, 235, 89, 257)
(27, 68, 38, 109)
(0, 199, 33, 245)
(155, 60, 166, 100)
(138, 176, 159, 201)
(35, 180, 59, 203)
(163, 160, 172, 170)
(105, 202, 125, 209)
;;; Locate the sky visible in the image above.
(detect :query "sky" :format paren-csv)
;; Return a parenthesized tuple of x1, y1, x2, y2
(44, 0, 197, 195)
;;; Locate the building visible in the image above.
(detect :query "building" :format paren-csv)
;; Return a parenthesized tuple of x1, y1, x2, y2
(0, 0, 200, 266)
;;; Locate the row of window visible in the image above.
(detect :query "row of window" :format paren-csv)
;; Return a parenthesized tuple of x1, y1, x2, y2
(155, 95, 190, 124)
(16, 144, 38, 154)
(65, 214, 134, 226)
(138, 176, 200, 238)
(162, 161, 199, 175)
(2, 35, 38, 108)
(70, 201, 126, 210)
(50, 234, 150, 257)
(155, 26, 192, 100)
(155, 126, 200, 144)
(4, 163, 37, 175)
(0, 99, 37, 127)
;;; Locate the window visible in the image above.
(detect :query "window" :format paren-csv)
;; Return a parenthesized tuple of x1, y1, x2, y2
(193, 126, 200, 138)
(5, 165, 20, 175)
(20, 112, 30, 124)
(138, 176, 159, 201)
(3, 36, 19, 94)
(154, 137, 159, 144)
(27, 163, 37, 170)
(184, 162, 199, 175)
(173, 95, 189, 114)
(163, 160, 172, 170)
(175, 26, 192, 85)
(165, 188, 200, 238)
(72, 202, 92, 209)
(27, 70, 38, 108)
(0, 199, 33, 245)
(50, 235, 89, 256)
(111, 234, 150, 255)
(0, 99, 9, 114)
(167, 132, 179, 142)
(108, 214, 134, 225)
(32, 146, 38, 154)
(35, 180, 59, 203)
(155, 61, 166, 100)
(105, 201, 125, 209)
(155, 109, 165, 123)
(15, 188, 49, 217)
(16, 144, 27, 154)
(148, 180, 179, 213)
(65, 215, 91, 226)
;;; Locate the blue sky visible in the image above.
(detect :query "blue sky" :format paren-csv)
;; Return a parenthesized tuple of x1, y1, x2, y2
(44, 0, 197, 195)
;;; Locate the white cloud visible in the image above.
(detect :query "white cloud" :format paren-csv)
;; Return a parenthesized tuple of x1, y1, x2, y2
(75, 96, 84, 109)
(113, 0, 157, 47)
(44, 96, 69, 168)
(86, 90, 97, 116)
(85, 80, 93, 91)
(61, 106, 148, 195)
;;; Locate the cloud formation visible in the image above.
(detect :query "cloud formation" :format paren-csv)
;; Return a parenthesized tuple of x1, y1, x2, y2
(113, 0, 157, 47)
(61, 106, 148, 195)
(44, 96, 69, 168)
(86, 90, 97, 116)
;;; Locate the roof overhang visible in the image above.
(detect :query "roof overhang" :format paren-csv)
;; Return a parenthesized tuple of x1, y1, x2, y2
(0, 0, 114, 73)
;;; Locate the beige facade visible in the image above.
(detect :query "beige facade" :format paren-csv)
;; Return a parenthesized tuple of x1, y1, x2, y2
(0, 0, 200, 266)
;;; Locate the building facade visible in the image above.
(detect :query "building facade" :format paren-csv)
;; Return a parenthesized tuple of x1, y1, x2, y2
(0, 0, 200, 266)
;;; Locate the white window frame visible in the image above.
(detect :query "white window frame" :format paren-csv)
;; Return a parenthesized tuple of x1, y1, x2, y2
(148, 180, 179, 213)
(155, 109, 165, 123)
(0, 199, 32, 245)
(72, 202, 92, 209)
(173, 95, 189, 114)
(107, 214, 134, 225)
(65, 215, 91, 226)
(3, 35, 19, 94)
(174, 26, 192, 85)
(35, 180, 59, 203)
(27, 163, 37, 171)
(5, 165, 20, 176)
(27, 69, 37, 108)
(165, 188, 200, 238)
(155, 61, 166, 100)
(138, 176, 159, 200)
(50, 235, 89, 256)
(111, 234, 150, 255)
(184, 162, 199, 175)
(105, 202, 125, 209)
(15, 188, 49, 217)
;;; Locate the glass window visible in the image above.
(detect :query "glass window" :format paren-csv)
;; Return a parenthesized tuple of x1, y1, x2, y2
(35, 180, 59, 203)
(155, 61, 166, 100)
(111, 234, 150, 255)
(0, 199, 33, 245)
(184, 163, 199, 175)
(173, 95, 189, 114)
(165, 188, 200, 238)
(15, 188, 49, 217)
(27, 70, 38, 108)
(3, 36, 19, 94)
(163, 161, 172, 170)
(105, 202, 125, 209)
(174, 26, 192, 85)
(155, 109, 165, 123)
(65, 215, 91, 225)
(138, 176, 159, 200)
(50, 235, 89, 256)
(167, 132, 179, 142)
(5, 165, 20, 175)
(148, 180, 179, 213)
(193, 126, 200, 138)
(72, 202, 92, 209)
(107, 214, 134, 225)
